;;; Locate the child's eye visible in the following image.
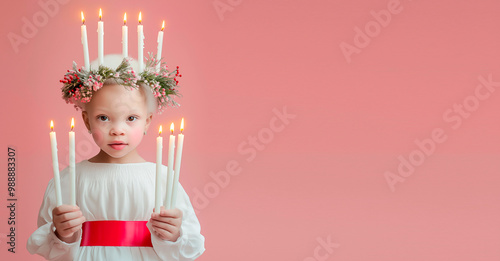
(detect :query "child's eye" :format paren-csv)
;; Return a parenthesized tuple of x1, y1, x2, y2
(97, 115, 109, 122)
(127, 116, 138, 122)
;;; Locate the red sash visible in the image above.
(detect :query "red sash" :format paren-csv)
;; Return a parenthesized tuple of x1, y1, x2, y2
(80, 221, 153, 247)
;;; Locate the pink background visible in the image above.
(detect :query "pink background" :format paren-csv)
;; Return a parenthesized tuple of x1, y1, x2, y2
(2, 0, 500, 260)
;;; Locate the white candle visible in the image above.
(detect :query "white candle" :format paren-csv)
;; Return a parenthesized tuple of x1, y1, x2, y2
(50, 121, 62, 206)
(156, 21, 165, 72)
(138, 12, 144, 72)
(81, 12, 90, 70)
(97, 8, 104, 66)
(122, 13, 128, 58)
(171, 118, 184, 209)
(155, 125, 163, 214)
(165, 123, 175, 209)
(69, 118, 76, 206)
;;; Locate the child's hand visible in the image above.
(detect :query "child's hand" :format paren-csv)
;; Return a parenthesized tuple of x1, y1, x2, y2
(150, 206, 183, 242)
(52, 205, 86, 243)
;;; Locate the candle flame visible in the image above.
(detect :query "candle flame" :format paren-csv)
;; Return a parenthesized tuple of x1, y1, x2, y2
(71, 118, 75, 131)
(99, 8, 102, 20)
(180, 118, 184, 133)
(161, 20, 165, 31)
(138, 12, 142, 24)
(81, 11, 85, 24)
(50, 120, 54, 132)
(159, 125, 162, 136)
(123, 13, 127, 25)
(170, 122, 174, 134)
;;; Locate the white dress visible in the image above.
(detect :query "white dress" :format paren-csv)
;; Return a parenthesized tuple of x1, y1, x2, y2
(26, 160, 205, 261)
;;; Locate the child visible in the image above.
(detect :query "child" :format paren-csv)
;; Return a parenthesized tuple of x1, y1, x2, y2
(26, 57, 205, 260)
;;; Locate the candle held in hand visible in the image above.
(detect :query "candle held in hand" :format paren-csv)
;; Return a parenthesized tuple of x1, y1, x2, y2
(50, 121, 62, 206)
(69, 118, 76, 206)
(171, 118, 184, 209)
(155, 125, 163, 213)
(165, 123, 175, 209)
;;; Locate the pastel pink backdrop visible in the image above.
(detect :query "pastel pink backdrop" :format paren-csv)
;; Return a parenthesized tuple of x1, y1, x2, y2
(1, 0, 500, 260)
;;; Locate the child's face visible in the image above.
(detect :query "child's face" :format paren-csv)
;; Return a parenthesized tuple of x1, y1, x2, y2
(82, 84, 152, 162)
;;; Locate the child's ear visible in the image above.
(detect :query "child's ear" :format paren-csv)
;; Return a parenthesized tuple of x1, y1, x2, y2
(145, 113, 153, 131)
(82, 111, 91, 131)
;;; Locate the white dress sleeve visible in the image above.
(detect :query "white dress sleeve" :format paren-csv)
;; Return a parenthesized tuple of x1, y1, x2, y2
(26, 173, 82, 261)
(147, 183, 205, 261)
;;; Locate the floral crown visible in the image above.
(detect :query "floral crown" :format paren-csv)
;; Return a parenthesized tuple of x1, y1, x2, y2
(60, 53, 182, 113)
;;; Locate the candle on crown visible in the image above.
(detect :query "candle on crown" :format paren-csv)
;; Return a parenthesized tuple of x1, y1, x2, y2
(155, 125, 163, 213)
(69, 118, 76, 206)
(81, 12, 90, 70)
(137, 12, 144, 72)
(171, 118, 185, 209)
(165, 123, 175, 209)
(122, 13, 128, 58)
(50, 121, 62, 206)
(97, 8, 104, 66)
(156, 21, 165, 72)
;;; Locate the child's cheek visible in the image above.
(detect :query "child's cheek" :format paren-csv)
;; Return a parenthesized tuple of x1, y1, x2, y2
(92, 129, 104, 144)
(129, 129, 144, 144)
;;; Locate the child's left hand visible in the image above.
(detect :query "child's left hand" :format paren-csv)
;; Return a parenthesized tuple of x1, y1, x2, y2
(150, 206, 183, 242)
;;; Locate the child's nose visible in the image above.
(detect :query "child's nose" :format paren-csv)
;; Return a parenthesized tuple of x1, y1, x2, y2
(110, 125, 125, 136)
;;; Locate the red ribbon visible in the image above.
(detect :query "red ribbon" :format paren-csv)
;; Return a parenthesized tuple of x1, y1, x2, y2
(80, 221, 153, 247)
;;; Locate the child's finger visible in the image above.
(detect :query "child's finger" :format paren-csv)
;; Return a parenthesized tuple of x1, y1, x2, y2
(55, 210, 84, 223)
(57, 223, 83, 238)
(60, 216, 86, 231)
(152, 215, 182, 227)
(151, 215, 175, 225)
(151, 221, 176, 234)
(53, 205, 79, 216)
(160, 208, 182, 218)
(152, 226, 173, 240)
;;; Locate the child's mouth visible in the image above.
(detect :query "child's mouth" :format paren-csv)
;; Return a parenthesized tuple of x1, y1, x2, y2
(109, 142, 127, 150)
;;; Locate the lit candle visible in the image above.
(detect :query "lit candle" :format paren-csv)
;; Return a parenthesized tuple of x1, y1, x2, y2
(165, 123, 175, 209)
(171, 118, 184, 209)
(155, 125, 163, 214)
(81, 12, 90, 70)
(50, 121, 62, 206)
(156, 21, 165, 72)
(97, 8, 104, 66)
(137, 12, 144, 72)
(69, 118, 76, 206)
(122, 13, 128, 58)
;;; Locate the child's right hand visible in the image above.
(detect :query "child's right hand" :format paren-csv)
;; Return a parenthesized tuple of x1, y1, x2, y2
(52, 205, 86, 243)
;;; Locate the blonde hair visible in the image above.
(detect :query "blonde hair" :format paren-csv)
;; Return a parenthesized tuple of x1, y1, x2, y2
(79, 79, 157, 114)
